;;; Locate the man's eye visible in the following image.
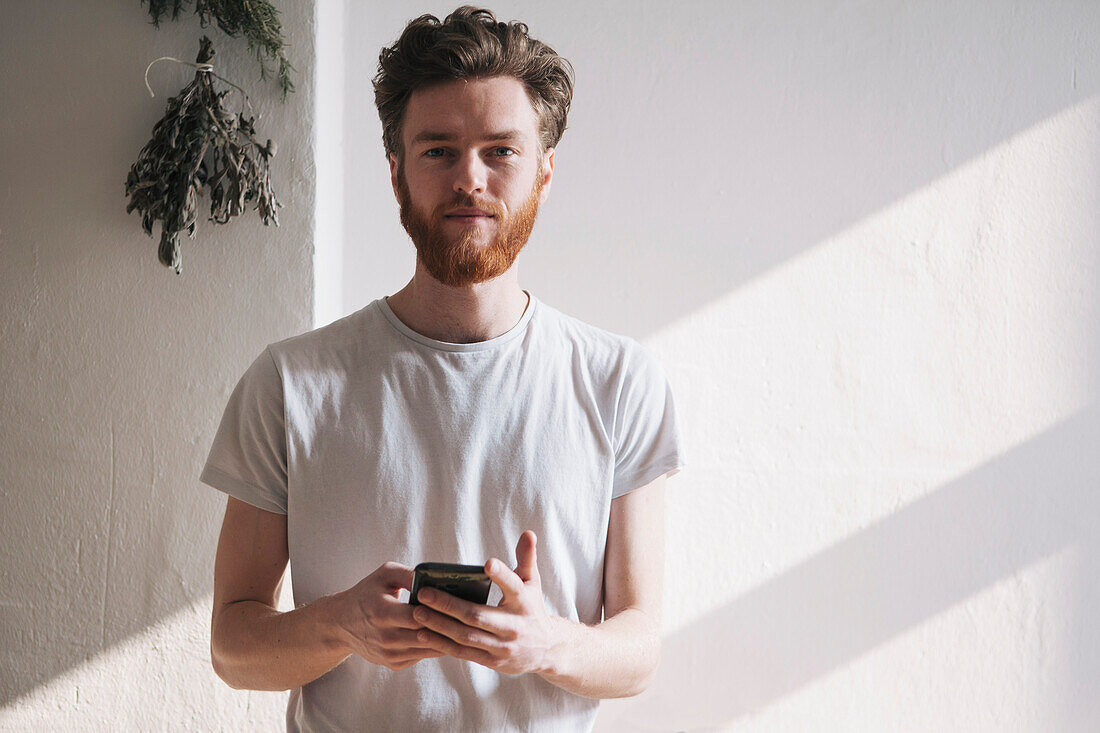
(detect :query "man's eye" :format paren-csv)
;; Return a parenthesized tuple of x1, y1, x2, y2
(425, 148, 447, 158)
(494, 147, 515, 157)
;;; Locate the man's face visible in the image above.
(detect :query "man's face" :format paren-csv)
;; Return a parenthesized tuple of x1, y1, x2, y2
(390, 76, 554, 287)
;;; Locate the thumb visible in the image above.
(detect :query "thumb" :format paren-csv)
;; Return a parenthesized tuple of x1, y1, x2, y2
(515, 530, 539, 583)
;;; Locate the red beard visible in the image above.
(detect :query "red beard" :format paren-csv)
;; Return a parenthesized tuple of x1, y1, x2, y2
(397, 165, 543, 287)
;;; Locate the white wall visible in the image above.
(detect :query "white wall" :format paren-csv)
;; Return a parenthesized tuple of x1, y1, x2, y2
(4, 1, 1099, 731)
(333, 2, 1100, 731)
(0, 1, 314, 729)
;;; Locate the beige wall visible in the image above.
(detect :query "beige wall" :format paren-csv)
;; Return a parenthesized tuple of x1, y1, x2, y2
(0, 1, 314, 728)
(4, 1, 1100, 730)
(339, 3, 1100, 731)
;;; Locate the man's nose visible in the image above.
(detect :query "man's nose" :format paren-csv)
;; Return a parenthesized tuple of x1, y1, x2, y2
(453, 151, 487, 196)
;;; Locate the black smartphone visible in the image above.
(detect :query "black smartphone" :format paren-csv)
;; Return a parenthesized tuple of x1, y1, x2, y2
(409, 562, 491, 606)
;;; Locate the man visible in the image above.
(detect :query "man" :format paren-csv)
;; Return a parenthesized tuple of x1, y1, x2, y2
(201, 6, 686, 731)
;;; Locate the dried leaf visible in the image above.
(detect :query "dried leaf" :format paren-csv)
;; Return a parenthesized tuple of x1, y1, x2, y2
(125, 36, 282, 274)
(140, 0, 296, 101)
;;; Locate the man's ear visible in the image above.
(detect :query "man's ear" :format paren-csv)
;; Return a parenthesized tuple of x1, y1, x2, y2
(388, 153, 399, 200)
(538, 147, 555, 205)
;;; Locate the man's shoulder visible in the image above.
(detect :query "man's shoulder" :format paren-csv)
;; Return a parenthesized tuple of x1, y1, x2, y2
(536, 299, 664, 387)
(535, 297, 635, 358)
(266, 301, 380, 362)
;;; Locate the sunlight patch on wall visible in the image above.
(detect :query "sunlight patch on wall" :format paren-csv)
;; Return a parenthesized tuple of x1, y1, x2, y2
(1, 573, 295, 729)
(597, 544, 1081, 733)
(743, 544, 1080, 732)
(641, 96, 1099, 636)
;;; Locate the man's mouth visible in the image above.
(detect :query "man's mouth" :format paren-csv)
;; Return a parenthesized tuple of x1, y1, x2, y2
(445, 212, 494, 225)
(445, 208, 494, 219)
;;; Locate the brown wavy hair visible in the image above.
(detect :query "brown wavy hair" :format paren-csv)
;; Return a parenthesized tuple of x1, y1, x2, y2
(373, 6, 575, 162)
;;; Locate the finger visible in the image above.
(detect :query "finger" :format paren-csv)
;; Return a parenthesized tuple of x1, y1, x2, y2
(413, 606, 507, 652)
(381, 646, 448, 670)
(417, 627, 496, 667)
(379, 627, 447, 650)
(389, 648, 447, 664)
(379, 594, 429, 630)
(377, 561, 415, 590)
(485, 557, 525, 602)
(417, 588, 511, 635)
(515, 530, 539, 583)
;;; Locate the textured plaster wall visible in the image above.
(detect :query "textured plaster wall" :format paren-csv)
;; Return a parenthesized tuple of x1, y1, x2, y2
(333, 2, 1100, 731)
(3, 1, 1099, 731)
(0, 1, 314, 730)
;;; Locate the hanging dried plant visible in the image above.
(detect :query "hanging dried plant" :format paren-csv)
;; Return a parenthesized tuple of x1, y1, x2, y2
(140, 0, 296, 101)
(125, 36, 281, 274)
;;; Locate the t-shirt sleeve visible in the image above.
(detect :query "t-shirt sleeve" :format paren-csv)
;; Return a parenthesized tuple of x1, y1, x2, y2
(199, 346, 289, 515)
(611, 340, 688, 499)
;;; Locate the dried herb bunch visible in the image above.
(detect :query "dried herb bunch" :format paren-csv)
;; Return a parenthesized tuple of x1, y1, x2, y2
(125, 36, 281, 274)
(141, 0, 296, 101)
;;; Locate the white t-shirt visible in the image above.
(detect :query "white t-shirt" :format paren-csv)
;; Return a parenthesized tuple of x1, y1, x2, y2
(200, 290, 687, 732)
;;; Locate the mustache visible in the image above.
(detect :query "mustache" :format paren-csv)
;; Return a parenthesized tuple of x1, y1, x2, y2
(436, 196, 504, 218)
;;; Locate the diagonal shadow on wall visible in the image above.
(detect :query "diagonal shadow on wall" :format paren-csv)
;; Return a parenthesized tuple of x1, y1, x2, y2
(3, 0, 1100, 718)
(612, 402, 1100, 731)
(344, 1, 1100, 336)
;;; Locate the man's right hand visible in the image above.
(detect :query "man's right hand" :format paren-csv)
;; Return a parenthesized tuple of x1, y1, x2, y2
(211, 497, 444, 691)
(330, 562, 447, 671)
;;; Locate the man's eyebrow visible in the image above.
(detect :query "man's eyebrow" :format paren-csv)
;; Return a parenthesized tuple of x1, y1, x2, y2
(410, 129, 526, 145)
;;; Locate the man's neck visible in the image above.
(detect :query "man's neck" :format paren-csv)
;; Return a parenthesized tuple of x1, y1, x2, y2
(385, 264, 530, 344)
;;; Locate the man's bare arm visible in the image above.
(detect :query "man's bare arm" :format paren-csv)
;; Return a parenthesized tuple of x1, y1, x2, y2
(536, 473, 665, 698)
(210, 496, 444, 690)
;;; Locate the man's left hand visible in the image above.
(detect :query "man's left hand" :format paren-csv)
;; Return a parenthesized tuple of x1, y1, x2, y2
(413, 530, 559, 676)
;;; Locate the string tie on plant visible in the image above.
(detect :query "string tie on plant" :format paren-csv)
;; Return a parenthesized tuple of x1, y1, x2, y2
(125, 36, 282, 275)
